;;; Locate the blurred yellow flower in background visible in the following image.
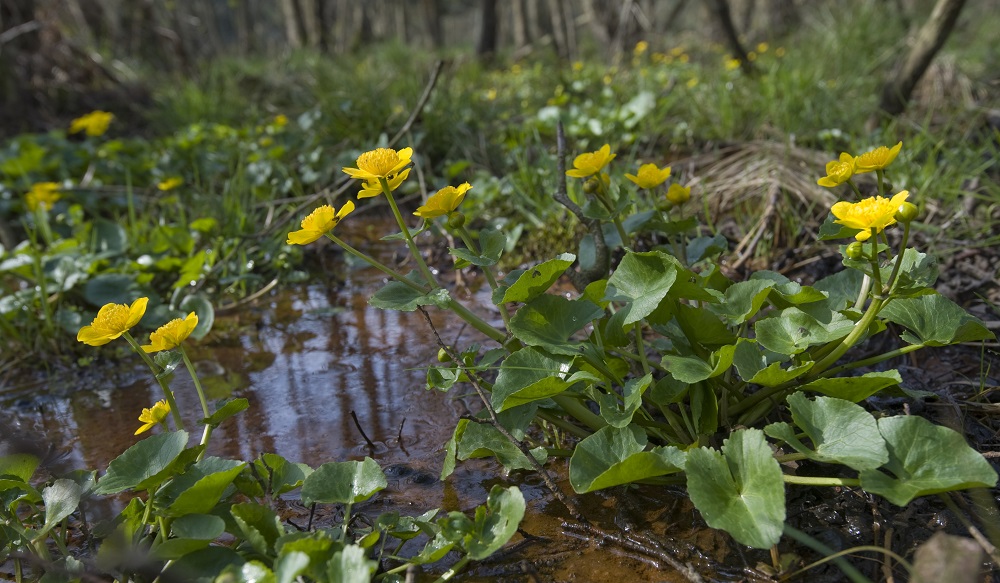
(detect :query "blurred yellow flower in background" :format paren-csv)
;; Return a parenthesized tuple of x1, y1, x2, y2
(286, 202, 355, 245)
(26, 182, 61, 211)
(69, 110, 114, 136)
(157, 177, 183, 191)
(77, 298, 148, 346)
(666, 183, 691, 205)
(855, 141, 902, 173)
(625, 163, 671, 190)
(817, 153, 856, 187)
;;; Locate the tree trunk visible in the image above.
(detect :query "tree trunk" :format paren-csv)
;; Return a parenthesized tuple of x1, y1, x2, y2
(315, 0, 332, 52)
(545, 0, 567, 59)
(708, 0, 754, 75)
(422, 0, 442, 49)
(510, 0, 527, 49)
(279, 0, 303, 48)
(476, 0, 499, 59)
(877, 0, 967, 117)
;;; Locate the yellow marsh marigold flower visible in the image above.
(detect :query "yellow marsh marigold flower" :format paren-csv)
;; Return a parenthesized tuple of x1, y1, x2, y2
(634, 41, 649, 55)
(342, 147, 413, 182)
(666, 183, 691, 205)
(157, 177, 183, 191)
(142, 312, 198, 353)
(77, 297, 148, 346)
(359, 168, 410, 199)
(26, 182, 61, 211)
(567, 144, 616, 178)
(855, 141, 902, 174)
(625, 163, 671, 190)
(69, 110, 114, 136)
(817, 153, 856, 188)
(135, 400, 171, 435)
(274, 114, 288, 127)
(831, 190, 909, 241)
(286, 201, 355, 245)
(415, 183, 472, 219)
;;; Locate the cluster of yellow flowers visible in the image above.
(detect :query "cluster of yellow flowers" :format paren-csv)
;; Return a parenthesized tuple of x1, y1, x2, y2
(566, 143, 692, 206)
(819, 141, 914, 241)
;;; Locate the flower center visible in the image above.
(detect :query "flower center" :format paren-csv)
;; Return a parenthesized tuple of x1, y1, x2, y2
(356, 148, 399, 176)
(96, 304, 130, 332)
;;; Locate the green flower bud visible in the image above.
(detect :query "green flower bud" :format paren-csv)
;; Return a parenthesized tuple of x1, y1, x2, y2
(437, 347, 453, 363)
(894, 201, 918, 223)
(583, 176, 602, 194)
(446, 212, 466, 229)
(845, 241, 865, 260)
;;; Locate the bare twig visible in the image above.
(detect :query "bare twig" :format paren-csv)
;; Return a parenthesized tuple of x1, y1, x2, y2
(389, 60, 444, 148)
(350, 410, 377, 448)
(562, 521, 704, 582)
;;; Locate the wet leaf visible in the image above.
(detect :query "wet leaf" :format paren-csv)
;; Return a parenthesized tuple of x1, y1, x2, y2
(232, 502, 284, 556)
(301, 458, 387, 505)
(274, 551, 310, 583)
(449, 228, 506, 267)
(598, 373, 653, 428)
(0, 453, 40, 482)
(880, 293, 994, 346)
(661, 343, 738, 384)
(327, 544, 376, 583)
(708, 279, 774, 326)
(180, 293, 215, 340)
(463, 485, 526, 560)
(765, 393, 887, 471)
(491, 347, 575, 412)
(510, 294, 603, 355)
(40, 479, 82, 536)
(733, 340, 813, 387)
(368, 282, 450, 312)
(800, 370, 901, 402)
(495, 253, 575, 304)
(95, 431, 189, 494)
(686, 429, 785, 548)
(171, 513, 225, 540)
(203, 398, 250, 426)
(569, 426, 685, 493)
(859, 416, 998, 506)
(755, 307, 855, 356)
(606, 250, 678, 325)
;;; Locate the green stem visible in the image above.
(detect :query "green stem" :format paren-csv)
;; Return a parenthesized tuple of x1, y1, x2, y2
(876, 168, 885, 197)
(809, 296, 884, 378)
(123, 332, 186, 431)
(445, 298, 507, 344)
(846, 179, 863, 200)
(783, 525, 876, 583)
(783, 475, 860, 487)
(867, 229, 883, 293)
(433, 556, 471, 582)
(853, 274, 871, 310)
(551, 394, 606, 432)
(458, 225, 512, 332)
(340, 502, 352, 544)
(180, 348, 213, 451)
(633, 325, 651, 376)
(883, 222, 910, 295)
(537, 410, 592, 440)
(774, 452, 808, 463)
(822, 343, 924, 377)
(326, 233, 426, 293)
(381, 181, 437, 287)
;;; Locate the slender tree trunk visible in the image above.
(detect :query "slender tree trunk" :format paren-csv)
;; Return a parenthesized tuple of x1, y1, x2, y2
(510, 0, 527, 49)
(422, 0, 442, 49)
(316, 0, 332, 52)
(877, 0, 967, 117)
(708, 0, 754, 75)
(545, 0, 567, 58)
(476, 0, 499, 58)
(279, 0, 303, 48)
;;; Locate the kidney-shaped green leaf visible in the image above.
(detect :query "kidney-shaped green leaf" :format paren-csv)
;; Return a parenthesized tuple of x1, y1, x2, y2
(301, 458, 387, 505)
(497, 254, 575, 304)
(606, 250, 678, 325)
(510, 294, 603, 355)
(800, 370, 902, 402)
(880, 293, 994, 347)
(491, 347, 575, 412)
(569, 425, 685, 493)
(95, 431, 189, 495)
(156, 457, 246, 517)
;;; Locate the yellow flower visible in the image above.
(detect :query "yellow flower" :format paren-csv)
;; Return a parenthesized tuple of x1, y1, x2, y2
(686, 77, 699, 89)
(26, 182, 61, 211)
(757, 42, 769, 54)
(666, 183, 691, 205)
(359, 168, 410, 199)
(634, 41, 649, 55)
(817, 153, 856, 188)
(342, 147, 413, 182)
(77, 297, 149, 346)
(725, 58, 741, 71)
(135, 400, 171, 435)
(831, 191, 910, 241)
(854, 141, 902, 174)
(142, 312, 198, 353)
(415, 183, 472, 219)
(567, 144, 616, 178)
(157, 177, 183, 191)
(68, 110, 114, 136)
(625, 163, 671, 190)
(274, 114, 288, 127)
(286, 201, 355, 245)
(775, 47, 786, 58)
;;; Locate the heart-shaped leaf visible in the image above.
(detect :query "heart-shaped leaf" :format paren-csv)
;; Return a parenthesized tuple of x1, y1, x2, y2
(569, 426, 685, 492)
(301, 458, 387, 505)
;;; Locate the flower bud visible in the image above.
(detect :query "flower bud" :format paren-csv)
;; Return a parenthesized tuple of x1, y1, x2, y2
(437, 347, 453, 363)
(446, 212, 466, 229)
(845, 241, 864, 260)
(666, 183, 691, 205)
(583, 176, 602, 194)
(894, 201, 918, 223)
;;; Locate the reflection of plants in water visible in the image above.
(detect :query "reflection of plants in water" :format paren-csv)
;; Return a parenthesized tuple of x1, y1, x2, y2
(292, 138, 994, 573)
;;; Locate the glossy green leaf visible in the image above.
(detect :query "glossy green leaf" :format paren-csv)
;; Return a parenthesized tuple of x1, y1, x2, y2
(154, 350, 183, 378)
(732, 340, 813, 387)
(764, 393, 887, 471)
(0, 453, 40, 482)
(800, 370, 901, 402)
(496, 253, 575, 304)
(301, 458, 387, 505)
(40, 479, 82, 536)
(605, 250, 678, 324)
(491, 347, 575, 412)
(686, 234, 728, 264)
(463, 485, 526, 560)
(449, 229, 506, 266)
(709, 279, 774, 326)
(598, 373, 653, 428)
(674, 303, 736, 347)
(95, 431, 189, 494)
(274, 551, 310, 583)
(880, 293, 994, 346)
(569, 426, 685, 493)
(82, 274, 135, 307)
(813, 268, 864, 311)
(171, 513, 225, 540)
(232, 502, 284, 556)
(860, 416, 998, 506)
(92, 219, 128, 255)
(685, 429, 785, 548)
(661, 343, 738, 384)
(368, 282, 449, 312)
(510, 294, 603, 355)
(151, 538, 213, 561)
(327, 544, 377, 583)
(751, 271, 827, 306)
(455, 419, 545, 472)
(161, 546, 245, 583)
(253, 453, 312, 496)
(203, 398, 250, 426)
(156, 457, 246, 516)
(755, 307, 854, 356)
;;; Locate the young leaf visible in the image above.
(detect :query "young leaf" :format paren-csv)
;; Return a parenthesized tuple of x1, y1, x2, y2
(880, 293, 994, 346)
(463, 485, 526, 560)
(799, 370, 902, 402)
(496, 253, 575, 304)
(301, 458, 387, 505)
(491, 347, 575, 412)
(40, 479, 82, 537)
(155, 457, 247, 517)
(326, 544, 377, 583)
(569, 426, 685, 492)
(685, 429, 785, 548)
(755, 307, 854, 356)
(605, 250, 679, 325)
(510, 295, 603, 355)
(368, 283, 449, 312)
(598, 373, 653, 428)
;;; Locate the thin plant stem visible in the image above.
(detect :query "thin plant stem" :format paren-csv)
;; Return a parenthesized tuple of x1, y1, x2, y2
(783, 475, 860, 487)
(123, 332, 186, 431)
(380, 180, 437, 287)
(325, 233, 425, 293)
(883, 222, 910, 295)
(180, 347, 212, 450)
(822, 343, 923, 377)
(457, 225, 512, 332)
(853, 274, 871, 310)
(867, 229, 883, 294)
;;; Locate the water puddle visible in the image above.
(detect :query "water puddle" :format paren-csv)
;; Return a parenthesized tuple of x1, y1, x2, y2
(1, 219, 750, 581)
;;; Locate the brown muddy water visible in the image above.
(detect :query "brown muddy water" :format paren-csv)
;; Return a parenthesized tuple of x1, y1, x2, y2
(2, 222, 773, 582)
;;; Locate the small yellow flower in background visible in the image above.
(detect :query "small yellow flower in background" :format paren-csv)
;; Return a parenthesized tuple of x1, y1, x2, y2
(686, 77, 699, 89)
(572, 61, 583, 72)
(747, 51, 758, 62)
(567, 144, 616, 178)
(157, 177, 183, 191)
(757, 42, 769, 54)
(274, 114, 289, 127)
(485, 88, 498, 100)
(775, 47, 786, 58)
(678, 54, 689, 64)
(634, 41, 649, 55)
(725, 58, 741, 71)
(625, 163, 671, 190)
(670, 46, 686, 57)
(142, 312, 199, 353)
(817, 153, 857, 187)
(855, 141, 903, 173)
(666, 183, 692, 205)
(135, 400, 171, 435)
(77, 297, 148, 346)
(415, 183, 472, 219)
(831, 190, 910, 241)
(26, 182, 61, 211)
(286, 201, 355, 245)
(343, 147, 413, 182)
(359, 169, 410, 199)
(69, 110, 114, 136)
